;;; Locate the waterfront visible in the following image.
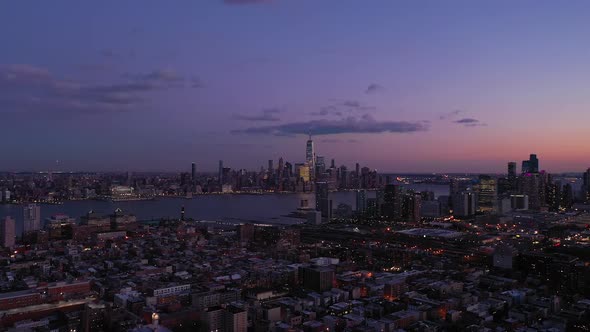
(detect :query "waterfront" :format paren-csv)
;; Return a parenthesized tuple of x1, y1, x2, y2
(0, 184, 449, 235)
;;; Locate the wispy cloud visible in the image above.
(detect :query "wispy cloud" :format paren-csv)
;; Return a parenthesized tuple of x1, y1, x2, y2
(454, 118, 487, 127)
(233, 114, 428, 136)
(0, 64, 199, 114)
(321, 138, 360, 143)
(233, 108, 282, 122)
(365, 83, 384, 94)
(223, 0, 272, 4)
(439, 109, 462, 120)
(311, 100, 375, 117)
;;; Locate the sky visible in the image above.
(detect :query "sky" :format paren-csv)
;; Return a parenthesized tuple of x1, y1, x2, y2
(1, 0, 590, 173)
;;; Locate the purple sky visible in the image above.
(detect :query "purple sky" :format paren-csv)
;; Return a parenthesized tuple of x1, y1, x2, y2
(1, 0, 590, 173)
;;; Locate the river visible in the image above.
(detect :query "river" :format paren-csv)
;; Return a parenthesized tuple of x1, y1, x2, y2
(0, 184, 449, 235)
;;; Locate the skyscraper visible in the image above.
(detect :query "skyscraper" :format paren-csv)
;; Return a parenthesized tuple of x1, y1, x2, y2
(306, 135, 315, 180)
(23, 204, 41, 233)
(382, 184, 404, 220)
(315, 182, 332, 222)
(477, 175, 497, 213)
(218, 160, 224, 185)
(191, 162, 196, 181)
(1, 216, 15, 248)
(278, 157, 284, 179)
(583, 168, 590, 203)
(315, 156, 326, 177)
(508, 162, 517, 179)
(522, 154, 539, 174)
(452, 191, 477, 217)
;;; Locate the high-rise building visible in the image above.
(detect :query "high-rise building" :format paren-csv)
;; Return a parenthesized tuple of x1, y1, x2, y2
(477, 175, 497, 213)
(507, 162, 517, 190)
(402, 193, 422, 222)
(23, 204, 41, 233)
(297, 163, 310, 183)
(191, 162, 196, 181)
(306, 135, 315, 180)
(382, 184, 404, 220)
(315, 156, 326, 177)
(583, 168, 590, 203)
(522, 154, 539, 174)
(1, 216, 15, 248)
(331, 159, 335, 169)
(315, 182, 332, 222)
(356, 190, 367, 215)
(278, 157, 284, 179)
(519, 172, 545, 209)
(218, 160, 224, 186)
(508, 162, 517, 179)
(452, 191, 477, 217)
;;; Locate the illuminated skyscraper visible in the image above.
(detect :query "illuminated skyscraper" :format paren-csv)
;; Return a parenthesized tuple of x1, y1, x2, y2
(315, 156, 326, 176)
(477, 175, 497, 212)
(23, 204, 41, 233)
(306, 135, 315, 180)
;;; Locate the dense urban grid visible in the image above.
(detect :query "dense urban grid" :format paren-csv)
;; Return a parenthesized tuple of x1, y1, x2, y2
(0, 138, 589, 332)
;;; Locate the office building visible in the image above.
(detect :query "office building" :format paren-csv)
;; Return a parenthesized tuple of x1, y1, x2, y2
(403, 193, 422, 222)
(477, 175, 497, 213)
(23, 204, 41, 233)
(1, 216, 16, 248)
(382, 184, 404, 220)
(452, 191, 477, 218)
(522, 154, 539, 174)
(191, 162, 196, 181)
(306, 135, 315, 180)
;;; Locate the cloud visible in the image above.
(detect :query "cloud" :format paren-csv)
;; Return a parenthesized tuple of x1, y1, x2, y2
(234, 108, 282, 122)
(365, 83, 384, 94)
(223, 0, 272, 4)
(233, 115, 428, 136)
(453, 118, 486, 127)
(311, 100, 375, 117)
(321, 138, 360, 144)
(0, 64, 198, 114)
(439, 109, 462, 120)
(310, 105, 343, 117)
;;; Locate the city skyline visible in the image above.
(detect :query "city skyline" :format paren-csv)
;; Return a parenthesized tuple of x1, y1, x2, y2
(2, 1, 590, 172)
